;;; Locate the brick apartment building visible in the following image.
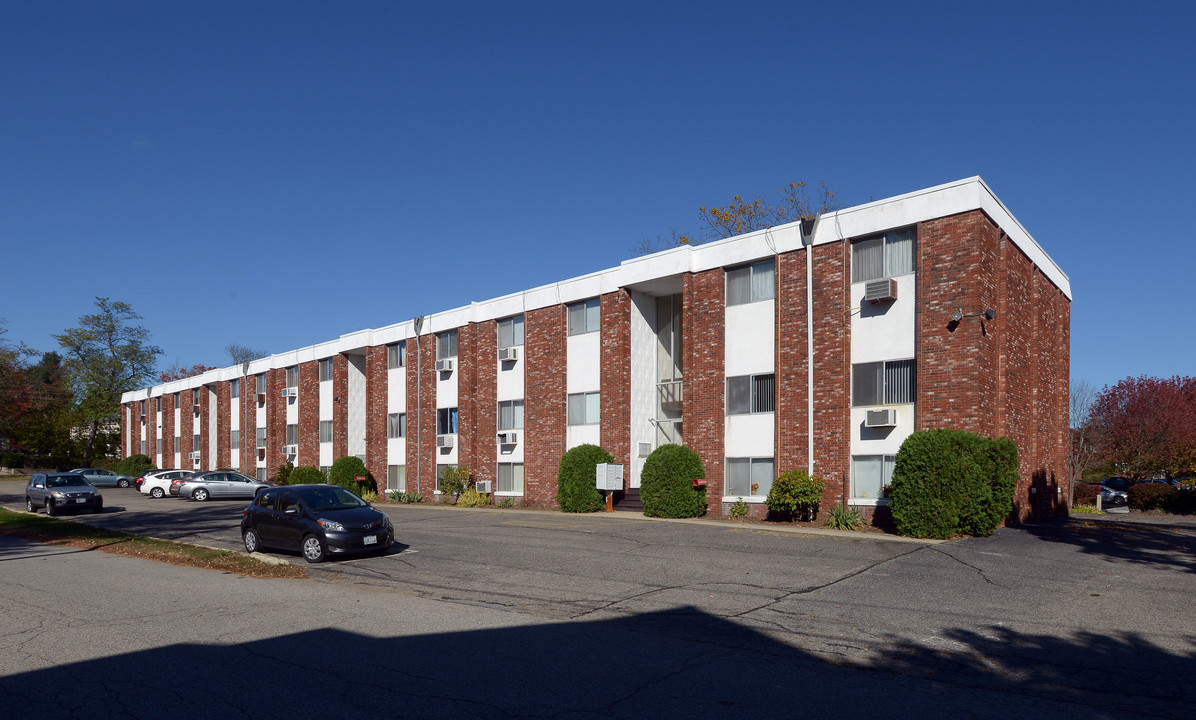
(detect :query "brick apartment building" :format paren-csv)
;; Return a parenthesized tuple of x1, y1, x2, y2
(121, 177, 1071, 522)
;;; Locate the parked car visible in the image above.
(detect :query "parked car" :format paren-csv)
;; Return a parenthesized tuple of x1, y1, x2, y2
(139, 469, 193, 498)
(1100, 476, 1135, 493)
(1100, 485, 1128, 506)
(179, 471, 273, 501)
(70, 468, 134, 488)
(25, 473, 103, 515)
(241, 484, 393, 563)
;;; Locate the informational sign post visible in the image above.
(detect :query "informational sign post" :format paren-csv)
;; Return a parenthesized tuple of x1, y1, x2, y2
(595, 463, 624, 512)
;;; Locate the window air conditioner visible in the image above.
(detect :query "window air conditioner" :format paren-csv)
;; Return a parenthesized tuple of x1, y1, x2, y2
(282, 444, 298, 455)
(496, 431, 518, 445)
(435, 358, 454, 373)
(498, 347, 518, 362)
(281, 387, 298, 398)
(475, 481, 492, 494)
(864, 409, 898, 428)
(188, 451, 201, 460)
(864, 278, 898, 303)
(436, 434, 455, 448)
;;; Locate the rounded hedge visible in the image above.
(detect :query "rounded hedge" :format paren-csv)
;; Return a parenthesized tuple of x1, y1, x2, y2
(1073, 482, 1100, 506)
(557, 444, 612, 513)
(288, 466, 327, 485)
(115, 454, 155, 479)
(888, 429, 1018, 539)
(1127, 483, 1178, 512)
(640, 444, 706, 518)
(766, 469, 826, 519)
(329, 456, 370, 492)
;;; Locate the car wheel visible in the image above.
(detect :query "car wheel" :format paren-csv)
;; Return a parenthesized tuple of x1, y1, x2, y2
(117, 479, 130, 488)
(93, 502, 103, 514)
(26, 497, 35, 513)
(193, 488, 209, 502)
(150, 487, 164, 499)
(45, 499, 57, 517)
(301, 535, 326, 563)
(243, 528, 260, 554)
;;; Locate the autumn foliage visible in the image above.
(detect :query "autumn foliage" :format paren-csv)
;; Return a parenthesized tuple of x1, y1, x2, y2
(1088, 375, 1196, 480)
(160, 363, 216, 382)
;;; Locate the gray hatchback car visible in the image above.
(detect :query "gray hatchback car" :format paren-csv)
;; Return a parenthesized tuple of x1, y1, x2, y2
(179, 471, 273, 501)
(26, 473, 103, 515)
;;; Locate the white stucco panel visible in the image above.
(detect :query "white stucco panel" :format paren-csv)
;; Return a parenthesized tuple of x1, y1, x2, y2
(850, 274, 916, 363)
(566, 332, 601, 393)
(725, 414, 775, 458)
(725, 299, 775, 377)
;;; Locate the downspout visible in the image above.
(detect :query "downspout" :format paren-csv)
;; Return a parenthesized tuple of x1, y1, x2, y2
(412, 315, 425, 495)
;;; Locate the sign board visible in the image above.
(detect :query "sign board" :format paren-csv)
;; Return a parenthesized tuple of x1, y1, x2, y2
(595, 463, 624, 491)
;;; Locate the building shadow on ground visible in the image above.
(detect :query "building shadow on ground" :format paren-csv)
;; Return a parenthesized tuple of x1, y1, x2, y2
(1021, 518, 1196, 574)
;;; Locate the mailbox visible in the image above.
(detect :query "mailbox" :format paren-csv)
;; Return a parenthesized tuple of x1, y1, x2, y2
(692, 478, 707, 488)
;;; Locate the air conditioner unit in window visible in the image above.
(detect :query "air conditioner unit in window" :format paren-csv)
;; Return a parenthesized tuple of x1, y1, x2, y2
(864, 409, 898, 428)
(475, 481, 492, 494)
(281, 387, 298, 398)
(864, 278, 898, 303)
(498, 347, 518, 362)
(496, 431, 518, 445)
(188, 451, 201, 460)
(436, 434, 454, 448)
(435, 358, 454, 373)
(282, 444, 298, 456)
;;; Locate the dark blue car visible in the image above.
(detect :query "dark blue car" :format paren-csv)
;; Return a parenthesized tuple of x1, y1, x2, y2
(241, 484, 393, 563)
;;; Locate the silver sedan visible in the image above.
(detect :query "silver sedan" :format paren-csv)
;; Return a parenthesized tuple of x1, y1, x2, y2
(178, 471, 274, 501)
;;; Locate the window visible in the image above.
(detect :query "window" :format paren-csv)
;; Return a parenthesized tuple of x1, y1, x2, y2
(256, 468, 267, 483)
(140, 440, 146, 455)
(567, 298, 600, 335)
(388, 465, 406, 492)
(435, 464, 455, 493)
(388, 413, 406, 439)
(231, 430, 240, 451)
(319, 421, 332, 443)
(437, 407, 458, 435)
(256, 427, 266, 448)
(726, 259, 776, 306)
(725, 457, 775, 498)
(498, 315, 524, 348)
(852, 227, 916, 283)
(192, 434, 200, 452)
(388, 342, 406, 369)
(286, 424, 297, 445)
(193, 388, 201, 405)
(497, 463, 524, 494)
(319, 359, 333, 382)
(174, 392, 180, 406)
(256, 374, 266, 396)
(726, 374, 775, 415)
(852, 455, 896, 500)
(230, 379, 239, 399)
(567, 392, 600, 425)
(174, 434, 180, 451)
(852, 359, 916, 406)
(437, 330, 458, 359)
(155, 396, 162, 412)
(497, 400, 524, 430)
(140, 399, 146, 414)
(286, 366, 298, 388)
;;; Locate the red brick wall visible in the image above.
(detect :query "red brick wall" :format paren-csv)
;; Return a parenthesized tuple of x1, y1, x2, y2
(683, 269, 725, 510)
(199, 387, 211, 470)
(216, 382, 230, 468)
(333, 356, 349, 462)
(364, 346, 387, 492)
(471, 322, 498, 489)
(408, 333, 437, 497)
(525, 305, 566, 506)
(298, 361, 319, 469)
(601, 290, 632, 487)
(810, 240, 851, 504)
(775, 248, 810, 483)
(456, 324, 479, 481)
(146, 400, 158, 462)
(162, 394, 175, 464)
(266, 369, 285, 481)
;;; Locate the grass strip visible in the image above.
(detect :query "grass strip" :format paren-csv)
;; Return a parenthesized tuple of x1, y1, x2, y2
(0, 507, 307, 579)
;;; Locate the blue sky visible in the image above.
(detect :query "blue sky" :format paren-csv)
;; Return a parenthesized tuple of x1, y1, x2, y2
(2, 0, 1193, 392)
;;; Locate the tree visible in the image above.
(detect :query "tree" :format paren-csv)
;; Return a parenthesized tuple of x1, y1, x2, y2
(1068, 379, 1097, 503)
(10, 352, 84, 464)
(1088, 375, 1196, 480)
(53, 298, 163, 466)
(225, 343, 268, 366)
(160, 362, 216, 382)
(0, 320, 34, 441)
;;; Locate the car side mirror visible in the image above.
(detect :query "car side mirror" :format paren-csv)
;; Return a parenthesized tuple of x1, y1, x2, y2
(284, 507, 299, 515)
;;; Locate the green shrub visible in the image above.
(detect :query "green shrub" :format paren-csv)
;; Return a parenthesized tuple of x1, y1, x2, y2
(766, 469, 826, 519)
(114, 454, 155, 478)
(438, 465, 472, 500)
(1070, 504, 1102, 514)
(497, 497, 517, 508)
(1073, 482, 1099, 506)
(640, 444, 706, 518)
(387, 491, 424, 503)
(888, 429, 1019, 539)
(1127, 483, 1178, 512)
(458, 486, 491, 507)
(822, 502, 865, 530)
(288, 466, 327, 485)
(556, 444, 613, 513)
(275, 461, 294, 485)
(729, 498, 749, 518)
(329, 456, 370, 492)
(358, 489, 379, 503)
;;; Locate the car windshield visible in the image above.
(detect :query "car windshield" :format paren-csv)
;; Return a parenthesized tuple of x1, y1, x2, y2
(300, 487, 367, 511)
(48, 476, 89, 487)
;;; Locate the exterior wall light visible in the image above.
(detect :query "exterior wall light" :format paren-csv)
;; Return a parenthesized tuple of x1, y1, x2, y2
(951, 308, 996, 322)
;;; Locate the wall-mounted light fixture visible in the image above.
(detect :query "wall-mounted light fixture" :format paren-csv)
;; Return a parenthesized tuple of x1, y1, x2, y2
(950, 308, 996, 322)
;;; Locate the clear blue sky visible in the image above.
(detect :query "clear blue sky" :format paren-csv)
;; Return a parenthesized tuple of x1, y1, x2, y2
(3, 1, 1193, 392)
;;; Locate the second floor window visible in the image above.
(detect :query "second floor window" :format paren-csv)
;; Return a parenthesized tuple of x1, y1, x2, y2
(388, 342, 406, 369)
(498, 316, 524, 348)
(852, 227, 916, 283)
(567, 298, 600, 335)
(230, 379, 240, 399)
(437, 407, 458, 435)
(437, 330, 458, 359)
(726, 374, 775, 415)
(388, 413, 406, 439)
(726, 259, 776, 306)
(286, 366, 298, 388)
(567, 392, 600, 425)
(498, 400, 524, 430)
(319, 359, 333, 382)
(852, 359, 916, 406)
(319, 421, 333, 443)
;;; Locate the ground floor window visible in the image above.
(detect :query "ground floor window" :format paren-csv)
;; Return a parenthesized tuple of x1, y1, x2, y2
(435, 464, 454, 493)
(725, 457, 774, 498)
(256, 468, 267, 483)
(388, 465, 406, 492)
(497, 463, 524, 494)
(852, 455, 895, 500)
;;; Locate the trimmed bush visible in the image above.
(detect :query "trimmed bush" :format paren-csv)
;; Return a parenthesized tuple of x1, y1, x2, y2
(275, 461, 294, 485)
(640, 444, 706, 518)
(114, 454, 155, 478)
(288, 466, 327, 485)
(766, 469, 825, 519)
(437, 465, 472, 500)
(329, 456, 370, 492)
(557, 444, 612, 513)
(458, 486, 491, 507)
(888, 429, 1019, 539)
(1127, 483, 1178, 512)
(1073, 482, 1100, 506)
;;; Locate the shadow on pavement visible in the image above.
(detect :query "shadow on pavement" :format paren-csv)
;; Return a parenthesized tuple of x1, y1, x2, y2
(1022, 518, 1196, 574)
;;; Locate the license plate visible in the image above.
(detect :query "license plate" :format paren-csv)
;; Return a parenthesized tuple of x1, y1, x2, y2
(76, 498, 88, 504)
(363, 535, 377, 545)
